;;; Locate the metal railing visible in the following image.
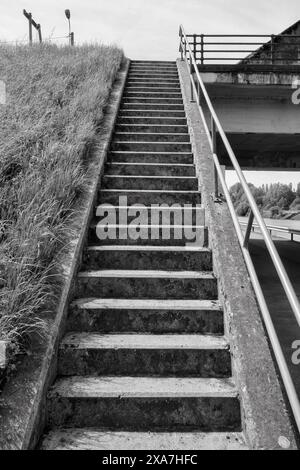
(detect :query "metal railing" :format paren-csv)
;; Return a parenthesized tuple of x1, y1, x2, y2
(179, 31, 300, 65)
(240, 220, 300, 242)
(179, 24, 300, 434)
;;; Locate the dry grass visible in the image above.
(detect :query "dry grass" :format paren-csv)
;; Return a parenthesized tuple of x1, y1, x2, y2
(0, 43, 123, 351)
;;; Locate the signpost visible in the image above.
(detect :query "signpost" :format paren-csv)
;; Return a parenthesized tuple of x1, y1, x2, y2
(23, 9, 42, 44)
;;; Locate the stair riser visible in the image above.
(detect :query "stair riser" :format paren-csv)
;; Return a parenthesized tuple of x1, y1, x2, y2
(121, 104, 184, 111)
(113, 134, 190, 143)
(110, 142, 191, 152)
(75, 276, 217, 300)
(130, 65, 178, 69)
(66, 307, 224, 335)
(83, 248, 210, 271)
(108, 152, 193, 164)
(47, 397, 241, 431)
(115, 125, 188, 134)
(119, 110, 186, 117)
(99, 190, 201, 205)
(105, 163, 195, 177)
(102, 176, 198, 191)
(124, 92, 182, 99)
(123, 98, 183, 105)
(58, 349, 231, 378)
(117, 117, 187, 125)
(128, 75, 179, 81)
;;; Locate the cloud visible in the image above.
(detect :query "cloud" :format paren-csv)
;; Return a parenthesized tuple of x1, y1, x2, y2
(0, 0, 299, 57)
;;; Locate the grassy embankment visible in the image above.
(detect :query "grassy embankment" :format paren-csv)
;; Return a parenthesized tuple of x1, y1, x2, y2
(0, 43, 123, 355)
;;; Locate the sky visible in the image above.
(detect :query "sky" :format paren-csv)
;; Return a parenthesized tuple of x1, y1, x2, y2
(1, 0, 300, 187)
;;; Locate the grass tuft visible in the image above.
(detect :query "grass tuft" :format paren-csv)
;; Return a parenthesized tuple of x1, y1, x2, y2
(0, 42, 123, 352)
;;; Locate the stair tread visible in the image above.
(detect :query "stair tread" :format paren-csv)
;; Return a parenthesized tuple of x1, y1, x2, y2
(78, 270, 214, 279)
(60, 332, 228, 350)
(71, 298, 222, 310)
(41, 429, 247, 450)
(104, 175, 196, 179)
(86, 246, 208, 252)
(49, 376, 238, 398)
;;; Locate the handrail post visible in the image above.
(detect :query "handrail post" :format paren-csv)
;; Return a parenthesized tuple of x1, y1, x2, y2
(211, 117, 218, 197)
(201, 34, 204, 65)
(193, 34, 197, 62)
(271, 34, 275, 64)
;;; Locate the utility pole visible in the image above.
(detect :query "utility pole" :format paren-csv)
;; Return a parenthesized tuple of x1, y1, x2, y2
(65, 9, 74, 46)
(23, 10, 42, 44)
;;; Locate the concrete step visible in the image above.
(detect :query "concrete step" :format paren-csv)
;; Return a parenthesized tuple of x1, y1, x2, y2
(113, 132, 190, 143)
(41, 429, 247, 450)
(75, 270, 217, 299)
(121, 103, 184, 111)
(122, 97, 183, 105)
(126, 83, 181, 90)
(110, 142, 191, 152)
(117, 116, 187, 125)
(131, 60, 177, 66)
(58, 333, 231, 378)
(83, 246, 210, 271)
(124, 92, 182, 99)
(115, 124, 188, 134)
(99, 189, 201, 205)
(67, 299, 224, 335)
(102, 175, 198, 191)
(47, 376, 241, 431)
(108, 152, 194, 164)
(105, 162, 195, 177)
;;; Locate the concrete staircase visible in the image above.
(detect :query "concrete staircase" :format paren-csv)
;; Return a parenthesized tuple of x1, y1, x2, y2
(41, 61, 247, 450)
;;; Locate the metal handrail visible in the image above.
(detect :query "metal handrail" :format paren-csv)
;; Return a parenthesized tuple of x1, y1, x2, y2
(179, 24, 300, 434)
(181, 32, 300, 65)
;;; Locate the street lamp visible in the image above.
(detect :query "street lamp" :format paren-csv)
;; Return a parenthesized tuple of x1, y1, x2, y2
(64, 9, 74, 46)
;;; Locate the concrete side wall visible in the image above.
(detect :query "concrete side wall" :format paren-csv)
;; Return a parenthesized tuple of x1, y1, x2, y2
(178, 59, 298, 449)
(0, 60, 130, 450)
